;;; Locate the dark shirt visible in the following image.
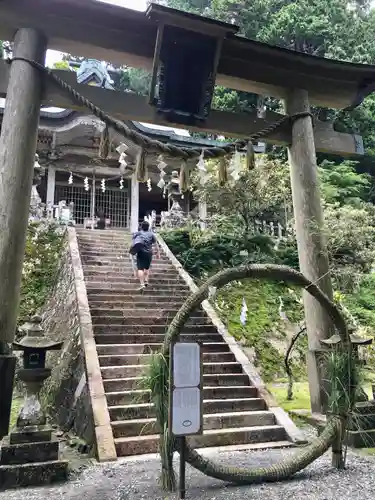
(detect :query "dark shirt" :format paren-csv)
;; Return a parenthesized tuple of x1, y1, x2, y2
(97, 217, 106, 230)
(133, 230, 156, 253)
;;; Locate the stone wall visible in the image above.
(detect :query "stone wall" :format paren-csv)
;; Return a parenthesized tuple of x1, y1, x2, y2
(41, 234, 95, 450)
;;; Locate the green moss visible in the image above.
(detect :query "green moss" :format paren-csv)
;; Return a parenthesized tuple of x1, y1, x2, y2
(215, 280, 304, 382)
(9, 397, 23, 430)
(18, 222, 64, 327)
(268, 382, 311, 411)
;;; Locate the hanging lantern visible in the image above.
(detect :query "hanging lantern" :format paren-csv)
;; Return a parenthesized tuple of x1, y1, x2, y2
(179, 160, 189, 192)
(101, 178, 106, 193)
(84, 177, 90, 191)
(99, 125, 110, 159)
(246, 141, 255, 170)
(147, 178, 152, 192)
(136, 149, 148, 182)
(218, 157, 228, 186)
(119, 177, 124, 190)
(68, 172, 73, 185)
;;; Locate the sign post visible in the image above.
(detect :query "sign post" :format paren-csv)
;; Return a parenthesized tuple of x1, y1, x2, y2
(169, 342, 203, 499)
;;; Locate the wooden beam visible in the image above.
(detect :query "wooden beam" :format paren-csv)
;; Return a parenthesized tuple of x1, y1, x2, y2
(0, 62, 363, 157)
(0, 0, 374, 109)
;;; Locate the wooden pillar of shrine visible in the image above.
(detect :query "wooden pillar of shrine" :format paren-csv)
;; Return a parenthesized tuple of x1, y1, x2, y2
(284, 88, 334, 414)
(130, 171, 139, 232)
(0, 28, 47, 346)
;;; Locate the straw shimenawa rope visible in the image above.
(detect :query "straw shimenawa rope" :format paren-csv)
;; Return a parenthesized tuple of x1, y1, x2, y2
(157, 264, 351, 487)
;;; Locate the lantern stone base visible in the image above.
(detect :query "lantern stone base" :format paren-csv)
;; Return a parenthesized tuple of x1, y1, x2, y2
(0, 426, 68, 490)
(346, 401, 375, 448)
(0, 460, 68, 490)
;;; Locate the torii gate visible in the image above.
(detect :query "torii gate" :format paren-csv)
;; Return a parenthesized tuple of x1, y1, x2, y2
(0, 0, 374, 419)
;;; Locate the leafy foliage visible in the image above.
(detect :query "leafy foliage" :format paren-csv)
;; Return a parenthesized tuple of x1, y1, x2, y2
(193, 155, 291, 232)
(319, 160, 372, 207)
(18, 222, 64, 326)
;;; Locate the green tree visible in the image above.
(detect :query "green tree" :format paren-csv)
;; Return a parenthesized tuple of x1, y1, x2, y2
(319, 160, 371, 207)
(118, 67, 152, 96)
(52, 60, 71, 70)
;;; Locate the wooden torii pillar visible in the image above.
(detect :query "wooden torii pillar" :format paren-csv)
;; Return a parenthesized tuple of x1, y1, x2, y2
(284, 90, 333, 414)
(0, 27, 47, 434)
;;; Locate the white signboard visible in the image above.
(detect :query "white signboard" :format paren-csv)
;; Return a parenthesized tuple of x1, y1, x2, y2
(171, 387, 201, 435)
(170, 342, 202, 437)
(173, 342, 200, 388)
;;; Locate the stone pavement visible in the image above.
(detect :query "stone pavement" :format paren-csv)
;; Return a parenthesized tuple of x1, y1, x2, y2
(0, 446, 374, 500)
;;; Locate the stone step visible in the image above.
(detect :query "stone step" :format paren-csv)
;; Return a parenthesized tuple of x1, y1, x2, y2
(90, 308, 205, 319)
(108, 397, 265, 420)
(87, 287, 189, 297)
(98, 351, 236, 367)
(83, 274, 181, 284)
(80, 249, 169, 259)
(82, 260, 173, 268)
(94, 332, 223, 344)
(89, 300, 187, 310)
(91, 315, 208, 327)
(87, 294, 186, 304)
(86, 276, 185, 285)
(93, 324, 218, 335)
(103, 373, 250, 392)
(111, 410, 276, 438)
(114, 425, 287, 456)
(0, 460, 69, 490)
(96, 342, 230, 356)
(105, 385, 258, 406)
(83, 265, 177, 274)
(86, 282, 189, 292)
(101, 361, 243, 379)
(82, 258, 172, 267)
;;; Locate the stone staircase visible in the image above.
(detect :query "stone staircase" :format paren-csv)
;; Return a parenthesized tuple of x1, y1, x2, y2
(76, 228, 295, 457)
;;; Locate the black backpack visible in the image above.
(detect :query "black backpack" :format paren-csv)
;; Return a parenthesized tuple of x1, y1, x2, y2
(129, 233, 145, 255)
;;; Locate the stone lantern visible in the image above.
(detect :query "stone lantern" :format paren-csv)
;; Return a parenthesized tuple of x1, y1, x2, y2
(0, 316, 68, 489)
(13, 315, 63, 428)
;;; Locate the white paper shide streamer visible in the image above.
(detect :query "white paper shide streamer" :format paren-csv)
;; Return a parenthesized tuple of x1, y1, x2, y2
(278, 296, 288, 321)
(240, 298, 248, 326)
(229, 149, 242, 181)
(68, 172, 73, 185)
(117, 143, 129, 175)
(84, 177, 89, 191)
(101, 178, 106, 193)
(157, 155, 167, 190)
